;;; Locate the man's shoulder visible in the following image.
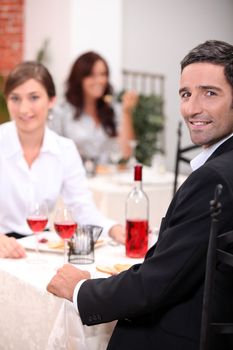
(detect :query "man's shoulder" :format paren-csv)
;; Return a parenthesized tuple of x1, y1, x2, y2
(187, 148, 233, 192)
(211, 136, 233, 159)
(207, 147, 233, 172)
(183, 147, 233, 189)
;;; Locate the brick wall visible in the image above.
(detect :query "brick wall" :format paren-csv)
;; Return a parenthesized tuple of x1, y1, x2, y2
(0, 0, 24, 77)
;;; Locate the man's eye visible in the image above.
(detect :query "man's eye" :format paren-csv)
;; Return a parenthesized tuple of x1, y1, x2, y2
(206, 91, 216, 96)
(180, 92, 190, 98)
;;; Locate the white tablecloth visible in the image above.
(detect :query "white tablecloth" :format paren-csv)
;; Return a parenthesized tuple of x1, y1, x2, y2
(88, 169, 186, 229)
(0, 237, 144, 350)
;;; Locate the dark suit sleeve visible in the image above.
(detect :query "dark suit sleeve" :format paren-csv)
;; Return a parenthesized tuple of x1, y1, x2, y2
(78, 164, 233, 326)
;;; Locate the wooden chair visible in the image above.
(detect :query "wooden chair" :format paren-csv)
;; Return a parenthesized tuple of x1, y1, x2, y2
(200, 184, 233, 350)
(173, 121, 200, 196)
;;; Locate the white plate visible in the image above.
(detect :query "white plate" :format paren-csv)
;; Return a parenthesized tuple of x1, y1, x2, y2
(17, 232, 106, 254)
(18, 231, 64, 254)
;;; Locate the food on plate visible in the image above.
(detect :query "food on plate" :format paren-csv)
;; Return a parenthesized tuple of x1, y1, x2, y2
(95, 164, 111, 175)
(114, 263, 132, 272)
(94, 239, 104, 247)
(38, 238, 48, 243)
(47, 240, 64, 249)
(96, 263, 132, 275)
(96, 265, 117, 275)
(47, 238, 104, 250)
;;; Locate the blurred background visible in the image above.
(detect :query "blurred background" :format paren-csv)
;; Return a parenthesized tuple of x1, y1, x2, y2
(0, 0, 232, 172)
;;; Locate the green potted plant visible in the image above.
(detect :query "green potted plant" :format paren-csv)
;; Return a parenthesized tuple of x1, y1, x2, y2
(117, 91, 164, 166)
(133, 94, 164, 166)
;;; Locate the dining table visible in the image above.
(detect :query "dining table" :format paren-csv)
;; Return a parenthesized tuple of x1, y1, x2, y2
(0, 231, 146, 350)
(0, 167, 185, 349)
(87, 166, 186, 230)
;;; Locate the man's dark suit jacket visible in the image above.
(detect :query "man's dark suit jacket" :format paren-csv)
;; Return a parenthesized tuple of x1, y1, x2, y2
(78, 136, 233, 350)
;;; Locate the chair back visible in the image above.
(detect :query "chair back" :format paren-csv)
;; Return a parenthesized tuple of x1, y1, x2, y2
(173, 121, 200, 196)
(200, 184, 233, 350)
(122, 69, 164, 97)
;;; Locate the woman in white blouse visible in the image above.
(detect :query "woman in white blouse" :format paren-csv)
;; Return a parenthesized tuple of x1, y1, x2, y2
(0, 61, 124, 258)
(48, 51, 138, 164)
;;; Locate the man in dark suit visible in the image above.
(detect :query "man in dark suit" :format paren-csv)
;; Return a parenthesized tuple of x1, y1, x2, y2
(47, 40, 233, 350)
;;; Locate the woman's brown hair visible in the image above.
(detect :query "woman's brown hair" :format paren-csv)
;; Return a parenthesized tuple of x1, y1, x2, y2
(4, 61, 56, 98)
(65, 51, 117, 137)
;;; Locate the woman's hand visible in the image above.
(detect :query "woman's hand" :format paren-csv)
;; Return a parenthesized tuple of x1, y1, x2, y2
(109, 224, 125, 245)
(122, 91, 138, 114)
(119, 91, 138, 159)
(0, 235, 26, 259)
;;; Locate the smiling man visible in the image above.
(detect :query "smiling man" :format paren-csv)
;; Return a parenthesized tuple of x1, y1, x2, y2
(180, 50, 233, 148)
(47, 40, 233, 350)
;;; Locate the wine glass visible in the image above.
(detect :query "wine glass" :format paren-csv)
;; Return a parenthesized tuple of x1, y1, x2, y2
(54, 207, 77, 263)
(26, 202, 48, 263)
(108, 138, 122, 171)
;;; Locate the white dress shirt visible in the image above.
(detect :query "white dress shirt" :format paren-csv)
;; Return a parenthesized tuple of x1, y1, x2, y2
(190, 133, 233, 171)
(0, 121, 115, 236)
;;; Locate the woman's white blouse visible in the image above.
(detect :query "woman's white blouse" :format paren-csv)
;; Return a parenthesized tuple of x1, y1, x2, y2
(0, 121, 115, 235)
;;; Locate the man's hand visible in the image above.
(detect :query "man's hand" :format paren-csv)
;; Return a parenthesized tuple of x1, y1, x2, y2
(109, 224, 125, 245)
(0, 235, 26, 258)
(47, 264, 91, 301)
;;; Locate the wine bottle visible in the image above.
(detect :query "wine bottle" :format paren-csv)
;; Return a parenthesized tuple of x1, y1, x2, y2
(125, 164, 149, 258)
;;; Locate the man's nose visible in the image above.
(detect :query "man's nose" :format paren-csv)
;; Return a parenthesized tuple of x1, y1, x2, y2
(183, 95, 203, 117)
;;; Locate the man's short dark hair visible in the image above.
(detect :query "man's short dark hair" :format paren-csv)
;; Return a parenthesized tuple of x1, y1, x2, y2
(181, 40, 233, 89)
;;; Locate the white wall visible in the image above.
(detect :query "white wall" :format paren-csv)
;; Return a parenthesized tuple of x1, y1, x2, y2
(70, 0, 123, 90)
(122, 0, 233, 171)
(24, 0, 123, 98)
(24, 0, 73, 97)
(24, 0, 233, 171)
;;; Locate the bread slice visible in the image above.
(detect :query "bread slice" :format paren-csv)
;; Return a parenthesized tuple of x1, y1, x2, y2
(96, 263, 132, 275)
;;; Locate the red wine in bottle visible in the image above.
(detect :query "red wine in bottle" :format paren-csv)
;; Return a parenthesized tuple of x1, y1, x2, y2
(125, 164, 149, 258)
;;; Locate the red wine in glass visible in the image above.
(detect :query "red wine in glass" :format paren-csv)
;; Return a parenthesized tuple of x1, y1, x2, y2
(54, 207, 77, 263)
(126, 219, 148, 258)
(54, 222, 77, 239)
(26, 202, 48, 263)
(27, 216, 48, 233)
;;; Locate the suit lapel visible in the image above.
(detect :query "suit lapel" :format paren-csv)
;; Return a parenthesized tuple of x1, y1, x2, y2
(145, 136, 233, 260)
(205, 136, 233, 163)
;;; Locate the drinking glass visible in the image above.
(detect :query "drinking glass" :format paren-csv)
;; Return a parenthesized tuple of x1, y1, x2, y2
(54, 207, 77, 263)
(26, 201, 48, 263)
(69, 225, 103, 264)
(109, 138, 122, 170)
